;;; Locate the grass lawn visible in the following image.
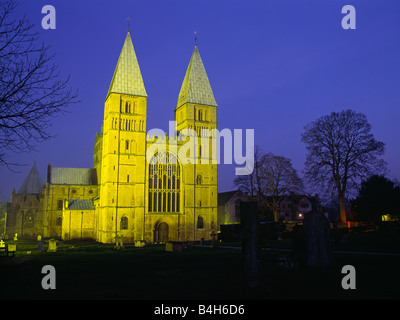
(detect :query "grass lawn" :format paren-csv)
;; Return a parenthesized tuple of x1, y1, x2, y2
(1, 235, 400, 300)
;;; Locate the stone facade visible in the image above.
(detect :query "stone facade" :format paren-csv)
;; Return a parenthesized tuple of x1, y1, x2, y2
(6, 31, 218, 244)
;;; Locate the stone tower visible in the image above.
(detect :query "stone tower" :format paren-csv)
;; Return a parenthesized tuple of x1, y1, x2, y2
(174, 44, 218, 242)
(96, 31, 148, 243)
(94, 32, 219, 244)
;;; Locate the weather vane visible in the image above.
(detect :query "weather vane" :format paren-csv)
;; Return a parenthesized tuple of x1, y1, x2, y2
(194, 31, 197, 47)
(127, 17, 131, 31)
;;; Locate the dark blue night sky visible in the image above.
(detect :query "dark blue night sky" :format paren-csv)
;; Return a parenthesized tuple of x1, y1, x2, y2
(1, 0, 400, 202)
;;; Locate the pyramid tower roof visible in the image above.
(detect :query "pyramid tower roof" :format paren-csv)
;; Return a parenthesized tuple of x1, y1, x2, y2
(107, 31, 147, 98)
(176, 45, 217, 109)
(17, 162, 43, 194)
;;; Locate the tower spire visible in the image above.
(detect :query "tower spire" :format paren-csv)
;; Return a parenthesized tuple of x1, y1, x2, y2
(176, 44, 217, 109)
(107, 31, 147, 98)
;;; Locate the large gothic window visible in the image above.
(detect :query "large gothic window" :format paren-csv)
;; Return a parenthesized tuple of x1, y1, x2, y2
(148, 152, 181, 213)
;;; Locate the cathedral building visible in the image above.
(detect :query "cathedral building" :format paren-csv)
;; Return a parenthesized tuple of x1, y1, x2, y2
(6, 31, 218, 244)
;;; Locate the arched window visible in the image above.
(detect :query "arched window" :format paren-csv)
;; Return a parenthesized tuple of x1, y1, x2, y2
(196, 175, 202, 185)
(148, 152, 181, 213)
(126, 140, 129, 151)
(125, 102, 131, 113)
(197, 216, 204, 229)
(120, 216, 128, 230)
(57, 200, 63, 210)
(149, 192, 152, 212)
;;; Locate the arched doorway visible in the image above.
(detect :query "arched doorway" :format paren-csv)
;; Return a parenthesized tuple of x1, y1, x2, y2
(157, 222, 169, 242)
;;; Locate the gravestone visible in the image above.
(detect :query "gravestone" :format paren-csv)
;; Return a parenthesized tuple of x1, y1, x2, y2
(37, 241, 44, 251)
(37, 235, 42, 242)
(47, 239, 58, 252)
(292, 224, 307, 266)
(240, 201, 260, 288)
(7, 243, 16, 256)
(303, 211, 333, 267)
(0, 240, 5, 253)
(114, 235, 124, 250)
(134, 240, 145, 247)
(13, 233, 18, 241)
(165, 242, 183, 252)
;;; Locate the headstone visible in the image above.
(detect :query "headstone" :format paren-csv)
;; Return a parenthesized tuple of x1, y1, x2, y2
(37, 241, 44, 251)
(165, 242, 183, 252)
(292, 224, 307, 266)
(37, 235, 42, 242)
(240, 201, 260, 288)
(47, 239, 58, 252)
(114, 235, 124, 250)
(303, 211, 333, 267)
(13, 233, 18, 241)
(0, 240, 5, 252)
(134, 240, 145, 248)
(7, 243, 16, 256)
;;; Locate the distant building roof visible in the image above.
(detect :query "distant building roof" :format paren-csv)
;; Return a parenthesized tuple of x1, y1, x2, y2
(48, 166, 97, 185)
(218, 190, 242, 206)
(18, 162, 43, 194)
(68, 199, 94, 211)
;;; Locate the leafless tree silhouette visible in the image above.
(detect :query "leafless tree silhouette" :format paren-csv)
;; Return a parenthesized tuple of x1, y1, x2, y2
(0, 0, 78, 168)
(301, 109, 386, 223)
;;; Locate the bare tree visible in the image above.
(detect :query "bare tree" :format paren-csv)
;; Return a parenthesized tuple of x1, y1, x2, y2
(0, 0, 78, 168)
(233, 145, 264, 197)
(258, 152, 304, 221)
(301, 109, 386, 224)
(234, 148, 304, 222)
